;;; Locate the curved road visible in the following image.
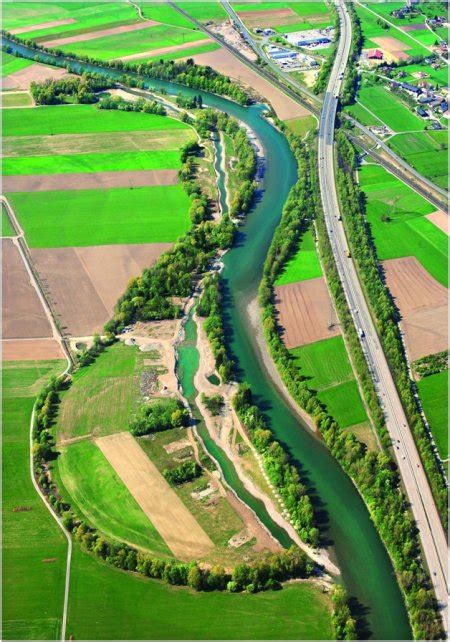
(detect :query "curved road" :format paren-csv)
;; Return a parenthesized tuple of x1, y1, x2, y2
(318, 1, 448, 632)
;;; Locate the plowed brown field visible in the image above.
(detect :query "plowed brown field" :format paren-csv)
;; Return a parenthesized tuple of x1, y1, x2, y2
(426, 210, 448, 236)
(3, 169, 178, 192)
(31, 243, 172, 336)
(274, 277, 340, 349)
(383, 257, 448, 360)
(6, 63, 71, 90)
(2, 338, 64, 360)
(96, 432, 214, 561)
(2, 238, 52, 339)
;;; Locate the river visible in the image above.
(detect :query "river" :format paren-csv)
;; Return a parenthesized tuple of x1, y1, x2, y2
(4, 38, 411, 640)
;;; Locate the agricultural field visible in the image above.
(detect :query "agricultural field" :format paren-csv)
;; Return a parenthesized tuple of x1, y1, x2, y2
(290, 336, 369, 432)
(1, 91, 33, 108)
(232, 1, 332, 35)
(347, 80, 427, 133)
(56, 342, 144, 441)
(1, 51, 34, 76)
(139, 42, 220, 64)
(56, 439, 171, 555)
(417, 370, 448, 460)
(284, 115, 318, 138)
(3, 359, 67, 641)
(67, 547, 333, 640)
(359, 164, 447, 286)
(2, 205, 15, 236)
(356, 3, 430, 59)
(387, 130, 448, 190)
(275, 228, 322, 286)
(171, 2, 227, 23)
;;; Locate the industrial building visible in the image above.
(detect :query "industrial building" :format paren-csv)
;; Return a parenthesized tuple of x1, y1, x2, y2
(285, 28, 333, 48)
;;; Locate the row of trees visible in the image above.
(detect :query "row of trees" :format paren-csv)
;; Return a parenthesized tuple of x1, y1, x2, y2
(233, 384, 319, 548)
(163, 461, 201, 485)
(258, 122, 443, 639)
(76, 333, 115, 367)
(129, 399, 189, 436)
(197, 274, 235, 383)
(412, 351, 448, 379)
(335, 131, 447, 522)
(98, 94, 165, 115)
(30, 71, 110, 104)
(339, 3, 363, 107)
(2, 34, 249, 105)
(313, 3, 340, 95)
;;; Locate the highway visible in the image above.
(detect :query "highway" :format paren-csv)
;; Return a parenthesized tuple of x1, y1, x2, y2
(318, 0, 448, 632)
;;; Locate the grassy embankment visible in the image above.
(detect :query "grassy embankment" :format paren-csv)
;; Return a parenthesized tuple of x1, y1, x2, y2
(417, 370, 448, 460)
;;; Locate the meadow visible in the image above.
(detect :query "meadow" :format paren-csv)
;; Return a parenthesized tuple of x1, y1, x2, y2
(8, 184, 191, 247)
(275, 228, 322, 286)
(352, 82, 427, 133)
(2, 51, 34, 75)
(2, 2, 139, 40)
(56, 440, 171, 555)
(417, 370, 448, 460)
(142, 42, 220, 64)
(59, 24, 205, 61)
(284, 115, 318, 138)
(173, 2, 227, 22)
(2, 92, 33, 108)
(56, 343, 143, 440)
(290, 336, 368, 429)
(359, 164, 447, 286)
(387, 131, 448, 190)
(67, 547, 333, 640)
(355, 3, 429, 58)
(3, 359, 67, 641)
(4, 150, 183, 175)
(3, 104, 189, 137)
(233, 2, 329, 18)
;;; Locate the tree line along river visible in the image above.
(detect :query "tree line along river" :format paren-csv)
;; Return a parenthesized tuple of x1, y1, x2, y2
(4, 37, 411, 640)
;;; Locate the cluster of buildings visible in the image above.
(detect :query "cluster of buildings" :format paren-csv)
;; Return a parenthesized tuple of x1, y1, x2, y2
(266, 44, 319, 71)
(284, 27, 334, 49)
(390, 79, 448, 122)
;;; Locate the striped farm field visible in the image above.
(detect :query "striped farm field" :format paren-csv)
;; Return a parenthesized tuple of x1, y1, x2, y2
(1, 51, 34, 76)
(387, 131, 448, 191)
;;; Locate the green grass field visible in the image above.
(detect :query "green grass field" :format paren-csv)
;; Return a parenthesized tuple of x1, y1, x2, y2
(67, 546, 333, 640)
(356, 3, 430, 58)
(3, 150, 183, 175)
(2, 2, 139, 40)
(388, 131, 448, 190)
(233, 2, 329, 18)
(142, 42, 220, 63)
(394, 63, 449, 89)
(2, 52, 34, 76)
(345, 101, 383, 127)
(275, 228, 322, 286)
(173, 2, 227, 22)
(290, 336, 368, 429)
(56, 440, 171, 555)
(2, 205, 15, 237)
(418, 370, 448, 460)
(284, 115, 317, 137)
(3, 104, 188, 137)
(3, 359, 67, 641)
(352, 82, 427, 133)
(8, 184, 191, 247)
(359, 164, 447, 286)
(56, 343, 143, 441)
(59, 23, 205, 60)
(2, 91, 33, 108)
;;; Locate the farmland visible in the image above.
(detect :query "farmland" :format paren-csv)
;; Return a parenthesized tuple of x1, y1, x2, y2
(2, 205, 15, 236)
(290, 336, 369, 431)
(3, 359, 67, 641)
(2, 51, 34, 76)
(387, 131, 448, 190)
(67, 547, 333, 640)
(284, 115, 318, 138)
(8, 185, 191, 247)
(359, 164, 447, 286)
(1, 91, 33, 108)
(275, 228, 322, 286)
(56, 439, 171, 555)
(417, 370, 448, 460)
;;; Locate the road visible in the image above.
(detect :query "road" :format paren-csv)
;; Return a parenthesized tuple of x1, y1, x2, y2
(318, 1, 448, 631)
(182, 0, 447, 208)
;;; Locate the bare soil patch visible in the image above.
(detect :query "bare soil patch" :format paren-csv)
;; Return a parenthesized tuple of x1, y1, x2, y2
(237, 7, 304, 28)
(117, 38, 212, 61)
(31, 243, 171, 336)
(96, 431, 214, 561)
(4, 129, 194, 158)
(426, 210, 448, 236)
(383, 257, 448, 360)
(3, 169, 178, 192)
(2, 238, 52, 339)
(238, 8, 296, 20)
(7, 63, 71, 90)
(371, 36, 411, 53)
(10, 18, 76, 35)
(42, 21, 159, 47)
(2, 338, 64, 361)
(181, 48, 310, 120)
(274, 277, 340, 349)
(1, 76, 20, 90)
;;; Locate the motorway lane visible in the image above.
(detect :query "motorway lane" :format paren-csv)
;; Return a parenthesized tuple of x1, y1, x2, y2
(318, 0, 448, 631)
